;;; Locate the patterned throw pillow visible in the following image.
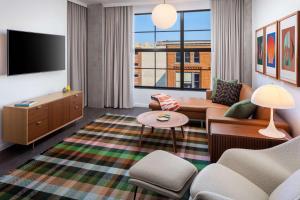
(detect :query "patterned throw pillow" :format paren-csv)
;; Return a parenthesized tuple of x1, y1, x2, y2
(212, 79, 242, 106)
(211, 78, 238, 99)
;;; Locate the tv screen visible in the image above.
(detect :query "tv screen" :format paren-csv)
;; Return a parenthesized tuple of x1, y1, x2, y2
(7, 30, 65, 75)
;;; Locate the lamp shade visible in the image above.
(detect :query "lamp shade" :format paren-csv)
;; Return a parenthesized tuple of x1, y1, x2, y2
(251, 84, 295, 109)
(151, 4, 177, 29)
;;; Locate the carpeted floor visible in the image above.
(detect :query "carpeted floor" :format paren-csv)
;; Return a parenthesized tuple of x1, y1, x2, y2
(0, 113, 209, 200)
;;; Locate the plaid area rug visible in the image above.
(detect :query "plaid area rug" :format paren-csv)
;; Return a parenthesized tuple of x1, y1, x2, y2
(0, 113, 209, 200)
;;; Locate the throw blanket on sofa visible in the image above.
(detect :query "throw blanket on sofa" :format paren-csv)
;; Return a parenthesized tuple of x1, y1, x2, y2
(151, 93, 181, 111)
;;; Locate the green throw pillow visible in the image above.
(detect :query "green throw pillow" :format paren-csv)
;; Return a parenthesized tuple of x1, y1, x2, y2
(224, 99, 257, 119)
(211, 78, 238, 99)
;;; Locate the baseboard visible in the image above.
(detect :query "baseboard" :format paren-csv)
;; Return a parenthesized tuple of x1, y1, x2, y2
(133, 103, 148, 108)
(0, 142, 12, 152)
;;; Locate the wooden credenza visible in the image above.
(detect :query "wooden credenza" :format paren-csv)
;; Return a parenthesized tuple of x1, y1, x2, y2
(2, 91, 83, 145)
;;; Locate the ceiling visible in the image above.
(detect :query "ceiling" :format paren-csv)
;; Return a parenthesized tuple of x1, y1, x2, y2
(79, 0, 202, 7)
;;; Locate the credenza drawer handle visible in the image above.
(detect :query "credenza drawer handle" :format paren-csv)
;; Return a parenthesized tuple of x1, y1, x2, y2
(75, 105, 79, 110)
(36, 106, 42, 109)
(36, 121, 42, 126)
(75, 94, 79, 97)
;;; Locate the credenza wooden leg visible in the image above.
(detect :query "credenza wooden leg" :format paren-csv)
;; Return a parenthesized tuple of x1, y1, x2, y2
(133, 185, 138, 200)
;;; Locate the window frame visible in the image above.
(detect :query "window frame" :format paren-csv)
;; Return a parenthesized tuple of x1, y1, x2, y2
(175, 52, 181, 63)
(194, 52, 200, 63)
(185, 52, 190, 63)
(134, 9, 211, 91)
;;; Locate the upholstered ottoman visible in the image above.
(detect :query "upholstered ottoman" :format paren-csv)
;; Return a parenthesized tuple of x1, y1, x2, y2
(128, 150, 198, 200)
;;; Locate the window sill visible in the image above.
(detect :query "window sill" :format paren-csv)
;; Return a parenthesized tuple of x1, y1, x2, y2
(134, 86, 207, 91)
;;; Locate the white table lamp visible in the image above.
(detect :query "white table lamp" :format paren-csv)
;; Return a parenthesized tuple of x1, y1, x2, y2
(251, 84, 295, 138)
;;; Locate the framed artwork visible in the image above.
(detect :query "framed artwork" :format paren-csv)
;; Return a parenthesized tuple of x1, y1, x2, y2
(278, 11, 300, 86)
(265, 22, 278, 78)
(255, 28, 265, 74)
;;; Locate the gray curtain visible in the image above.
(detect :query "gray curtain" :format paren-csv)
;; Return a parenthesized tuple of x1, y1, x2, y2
(87, 5, 133, 109)
(211, 0, 252, 85)
(67, 1, 87, 104)
(103, 6, 133, 108)
(87, 4, 105, 108)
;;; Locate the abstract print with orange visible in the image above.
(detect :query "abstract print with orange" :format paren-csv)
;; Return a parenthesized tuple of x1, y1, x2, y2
(267, 32, 276, 68)
(282, 26, 295, 72)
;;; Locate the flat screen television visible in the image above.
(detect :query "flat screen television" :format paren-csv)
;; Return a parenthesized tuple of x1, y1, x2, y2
(7, 30, 65, 75)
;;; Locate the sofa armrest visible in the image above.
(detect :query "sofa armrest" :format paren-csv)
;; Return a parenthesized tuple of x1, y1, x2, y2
(206, 90, 213, 100)
(207, 114, 290, 134)
(193, 191, 232, 200)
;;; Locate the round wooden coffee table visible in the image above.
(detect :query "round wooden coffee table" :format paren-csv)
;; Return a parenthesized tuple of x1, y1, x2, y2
(137, 111, 189, 153)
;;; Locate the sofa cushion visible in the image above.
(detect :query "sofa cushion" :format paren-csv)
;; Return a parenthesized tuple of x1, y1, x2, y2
(149, 98, 228, 112)
(224, 99, 257, 119)
(212, 80, 242, 106)
(211, 78, 238, 99)
(239, 84, 253, 100)
(206, 107, 228, 120)
(129, 150, 197, 192)
(190, 164, 269, 200)
(270, 169, 300, 200)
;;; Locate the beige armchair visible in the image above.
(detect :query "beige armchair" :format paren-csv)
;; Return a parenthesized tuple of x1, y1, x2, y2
(190, 136, 300, 200)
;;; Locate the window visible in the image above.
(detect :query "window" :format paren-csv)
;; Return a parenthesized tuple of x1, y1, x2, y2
(194, 52, 200, 63)
(176, 52, 181, 63)
(176, 72, 200, 88)
(185, 52, 190, 63)
(134, 10, 211, 90)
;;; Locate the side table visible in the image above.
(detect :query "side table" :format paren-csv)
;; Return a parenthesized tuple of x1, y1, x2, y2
(209, 123, 292, 162)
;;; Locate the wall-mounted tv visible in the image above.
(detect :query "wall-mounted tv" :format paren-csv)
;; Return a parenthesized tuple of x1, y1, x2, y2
(7, 30, 65, 76)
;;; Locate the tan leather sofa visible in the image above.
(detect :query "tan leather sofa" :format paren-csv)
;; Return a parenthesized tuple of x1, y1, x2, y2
(148, 84, 290, 133)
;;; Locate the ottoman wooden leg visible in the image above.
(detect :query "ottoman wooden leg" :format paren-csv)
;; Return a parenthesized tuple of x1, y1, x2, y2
(171, 127, 177, 153)
(151, 127, 154, 133)
(140, 125, 145, 147)
(133, 186, 138, 200)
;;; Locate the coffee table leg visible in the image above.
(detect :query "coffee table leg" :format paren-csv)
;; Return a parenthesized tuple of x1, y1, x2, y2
(140, 125, 145, 147)
(171, 127, 177, 153)
(181, 126, 185, 138)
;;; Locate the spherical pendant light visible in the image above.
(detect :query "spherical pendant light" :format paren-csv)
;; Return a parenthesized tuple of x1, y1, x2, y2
(152, 1, 177, 29)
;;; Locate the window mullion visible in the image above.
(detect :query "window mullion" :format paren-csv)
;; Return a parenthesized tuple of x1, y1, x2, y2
(154, 26, 157, 87)
(180, 12, 184, 90)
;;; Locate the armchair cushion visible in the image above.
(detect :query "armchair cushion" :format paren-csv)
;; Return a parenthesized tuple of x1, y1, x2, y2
(217, 149, 291, 194)
(190, 164, 268, 200)
(270, 169, 300, 200)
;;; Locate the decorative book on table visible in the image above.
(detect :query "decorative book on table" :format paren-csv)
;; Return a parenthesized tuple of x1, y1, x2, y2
(157, 113, 171, 122)
(14, 101, 37, 107)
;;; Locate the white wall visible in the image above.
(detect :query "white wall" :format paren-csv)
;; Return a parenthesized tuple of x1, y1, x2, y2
(133, 0, 210, 107)
(0, 0, 68, 150)
(252, 0, 300, 137)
